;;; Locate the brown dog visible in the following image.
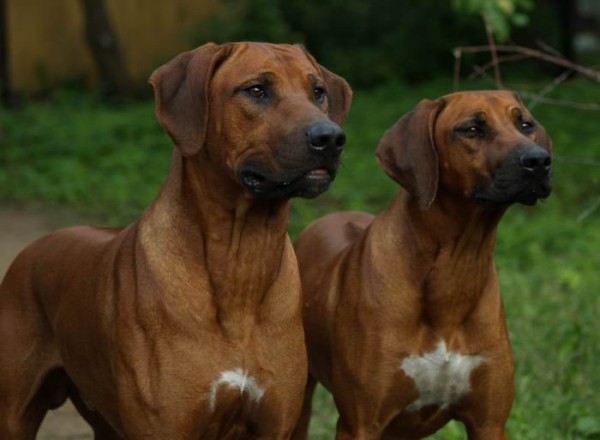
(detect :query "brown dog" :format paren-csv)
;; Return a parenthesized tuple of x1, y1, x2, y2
(292, 91, 552, 439)
(0, 42, 351, 439)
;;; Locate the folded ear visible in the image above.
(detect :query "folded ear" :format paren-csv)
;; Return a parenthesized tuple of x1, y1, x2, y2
(320, 65, 353, 125)
(375, 98, 445, 210)
(149, 43, 231, 156)
(297, 45, 353, 125)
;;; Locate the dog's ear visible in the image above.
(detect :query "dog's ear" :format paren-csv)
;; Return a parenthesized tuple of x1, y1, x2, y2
(149, 43, 231, 156)
(375, 99, 445, 210)
(320, 65, 353, 125)
(297, 45, 353, 125)
(512, 92, 554, 154)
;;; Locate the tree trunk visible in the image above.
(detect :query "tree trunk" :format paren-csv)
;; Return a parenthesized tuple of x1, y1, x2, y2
(80, 0, 134, 98)
(0, 0, 13, 107)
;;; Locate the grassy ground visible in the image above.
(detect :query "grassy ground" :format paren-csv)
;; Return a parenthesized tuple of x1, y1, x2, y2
(1, 78, 599, 439)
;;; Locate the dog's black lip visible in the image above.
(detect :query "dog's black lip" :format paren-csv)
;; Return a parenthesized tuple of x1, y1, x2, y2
(241, 170, 270, 188)
(239, 166, 335, 195)
(474, 186, 551, 207)
(518, 193, 544, 205)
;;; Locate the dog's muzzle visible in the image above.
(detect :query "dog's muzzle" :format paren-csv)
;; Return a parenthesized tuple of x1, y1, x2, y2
(474, 145, 552, 207)
(239, 164, 339, 199)
(239, 122, 346, 199)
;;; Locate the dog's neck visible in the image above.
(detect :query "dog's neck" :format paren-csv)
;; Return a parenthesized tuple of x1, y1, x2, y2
(379, 190, 506, 329)
(138, 150, 292, 328)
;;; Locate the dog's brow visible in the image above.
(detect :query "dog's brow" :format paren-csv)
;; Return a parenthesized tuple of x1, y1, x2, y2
(456, 112, 486, 125)
(234, 72, 277, 93)
(238, 72, 276, 87)
(259, 72, 276, 83)
(308, 73, 324, 86)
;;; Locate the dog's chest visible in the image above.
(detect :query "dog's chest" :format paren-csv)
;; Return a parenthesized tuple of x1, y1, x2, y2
(400, 341, 484, 411)
(209, 368, 265, 412)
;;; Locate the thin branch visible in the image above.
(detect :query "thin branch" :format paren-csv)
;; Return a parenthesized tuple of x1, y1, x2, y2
(554, 155, 600, 166)
(481, 13, 503, 88)
(535, 39, 566, 59)
(577, 197, 600, 223)
(468, 53, 531, 80)
(518, 92, 600, 111)
(453, 48, 462, 92)
(454, 44, 600, 82)
(469, 64, 497, 85)
(527, 70, 573, 110)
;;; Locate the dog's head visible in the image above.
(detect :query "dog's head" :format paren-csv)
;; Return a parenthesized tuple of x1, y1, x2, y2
(149, 42, 352, 199)
(376, 90, 553, 210)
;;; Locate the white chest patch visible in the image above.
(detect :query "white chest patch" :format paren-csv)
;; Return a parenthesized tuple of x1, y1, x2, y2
(209, 369, 265, 411)
(401, 341, 484, 412)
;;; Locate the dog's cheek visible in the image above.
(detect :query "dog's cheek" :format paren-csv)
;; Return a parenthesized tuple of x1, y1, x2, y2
(442, 151, 487, 198)
(441, 166, 469, 198)
(471, 152, 500, 192)
(210, 102, 254, 163)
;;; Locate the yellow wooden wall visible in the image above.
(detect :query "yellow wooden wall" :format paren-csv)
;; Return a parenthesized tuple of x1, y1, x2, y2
(8, 0, 217, 91)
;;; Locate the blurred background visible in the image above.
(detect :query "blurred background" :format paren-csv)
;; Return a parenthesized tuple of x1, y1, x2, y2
(0, 0, 599, 439)
(1, 0, 599, 95)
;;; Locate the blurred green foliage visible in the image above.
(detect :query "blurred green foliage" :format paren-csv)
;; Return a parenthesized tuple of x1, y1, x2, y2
(191, 0, 483, 87)
(0, 91, 169, 224)
(190, 0, 301, 45)
(188, 0, 566, 88)
(1, 78, 599, 438)
(453, 0, 534, 41)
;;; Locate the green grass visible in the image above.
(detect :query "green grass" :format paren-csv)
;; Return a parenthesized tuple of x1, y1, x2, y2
(1, 78, 599, 439)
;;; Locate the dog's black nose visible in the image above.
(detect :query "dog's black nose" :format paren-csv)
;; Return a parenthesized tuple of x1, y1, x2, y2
(519, 147, 551, 176)
(306, 123, 346, 154)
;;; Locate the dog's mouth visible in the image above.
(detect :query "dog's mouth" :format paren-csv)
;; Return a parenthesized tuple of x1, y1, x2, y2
(473, 148, 553, 208)
(240, 166, 336, 199)
(474, 178, 552, 208)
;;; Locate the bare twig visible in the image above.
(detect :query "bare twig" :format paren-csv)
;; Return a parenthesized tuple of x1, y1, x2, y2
(469, 64, 497, 85)
(577, 197, 600, 223)
(554, 155, 600, 166)
(454, 44, 600, 82)
(527, 70, 574, 110)
(518, 92, 600, 111)
(481, 13, 503, 88)
(468, 53, 531, 80)
(535, 39, 567, 59)
(453, 48, 462, 92)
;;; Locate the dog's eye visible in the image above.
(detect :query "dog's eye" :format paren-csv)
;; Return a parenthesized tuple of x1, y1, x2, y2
(314, 87, 326, 103)
(245, 85, 267, 100)
(520, 120, 535, 132)
(456, 125, 482, 137)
